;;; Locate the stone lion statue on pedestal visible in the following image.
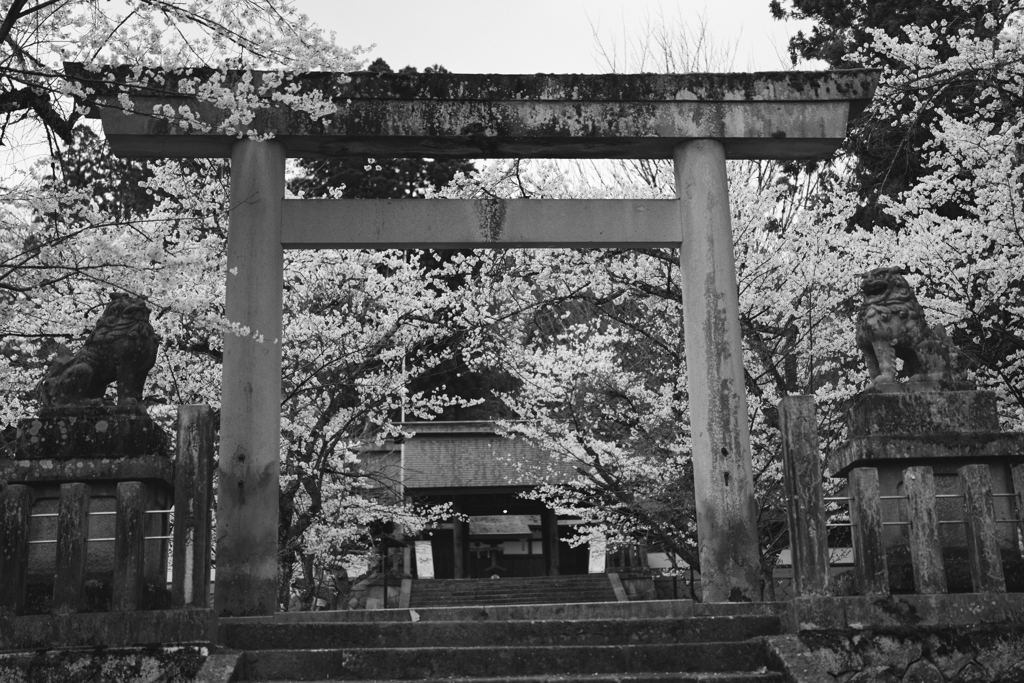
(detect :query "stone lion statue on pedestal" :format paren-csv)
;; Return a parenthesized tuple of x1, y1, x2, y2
(36, 293, 159, 409)
(856, 267, 960, 387)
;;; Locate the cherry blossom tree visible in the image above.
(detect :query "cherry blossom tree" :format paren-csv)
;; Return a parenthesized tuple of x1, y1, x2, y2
(0, 1, 466, 609)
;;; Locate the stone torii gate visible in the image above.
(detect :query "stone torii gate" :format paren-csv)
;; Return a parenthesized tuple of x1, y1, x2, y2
(84, 68, 878, 615)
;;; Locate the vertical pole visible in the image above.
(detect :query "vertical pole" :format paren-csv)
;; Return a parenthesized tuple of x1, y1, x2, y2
(216, 140, 286, 616)
(959, 464, 1005, 593)
(903, 466, 947, 594)
(848, 468, 889, 596)
(542, 507, 560, 576)
(0, 485, 32, 614)
(452, 497, 466, 579)
(53, 482, 90, 613)
(779, 396, 829, 596)
(674, 139, 760, 602)
(1011, 463, 1024, 553)
(113, 482, 146, 611)
(173, 404, 214, 607)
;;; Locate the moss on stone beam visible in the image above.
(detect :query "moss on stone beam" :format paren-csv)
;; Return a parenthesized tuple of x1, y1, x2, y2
(64, 64, 879, 161)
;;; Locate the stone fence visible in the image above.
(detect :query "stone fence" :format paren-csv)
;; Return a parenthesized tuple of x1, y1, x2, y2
(780, 395, 1024, 598)
(0, 405, 213, 615)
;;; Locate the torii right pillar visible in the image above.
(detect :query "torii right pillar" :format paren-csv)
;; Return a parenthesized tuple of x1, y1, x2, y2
(675, 139, 760, 602)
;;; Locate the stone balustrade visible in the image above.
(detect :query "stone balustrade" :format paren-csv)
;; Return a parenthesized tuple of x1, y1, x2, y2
(780, 394, 1024, 598)
(0, 405, 213, 614)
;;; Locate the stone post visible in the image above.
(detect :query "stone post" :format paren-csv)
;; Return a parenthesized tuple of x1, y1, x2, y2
(848, 468, 889, 596)
(779, 396, 829, 596)
(674, 140, 760, 602)
(903, 466, 947, 594)
(113, 481, 146, 611)
(173, 404, 214, 607)
(0, 484, 32, 614)
(1012, 463, 1024, 553)
(959, 464, 1005, 593)
(53, 482, 90, 612)
(215, 140, 286, 616)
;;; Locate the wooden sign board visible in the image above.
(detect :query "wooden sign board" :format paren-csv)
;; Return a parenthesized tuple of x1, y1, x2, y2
(414, 540, 435, 580)
(588, 536, 608, 574)
(469, 515, 536, 538)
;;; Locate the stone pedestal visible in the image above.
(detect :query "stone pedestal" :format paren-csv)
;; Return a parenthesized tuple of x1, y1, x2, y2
(827, 389, 1024, 556)
(1, 406, 172, 586)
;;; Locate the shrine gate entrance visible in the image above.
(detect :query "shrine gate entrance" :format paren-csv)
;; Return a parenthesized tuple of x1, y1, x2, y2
(88, 68, 878, 615)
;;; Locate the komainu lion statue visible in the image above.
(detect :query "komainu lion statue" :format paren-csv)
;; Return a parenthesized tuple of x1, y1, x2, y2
(856, 266, 958, 387)
(36, 293, 159, 409)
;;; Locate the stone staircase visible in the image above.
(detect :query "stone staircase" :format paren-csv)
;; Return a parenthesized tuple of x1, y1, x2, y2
(408, 575, 618, 608)
(219, 600, 786, 682)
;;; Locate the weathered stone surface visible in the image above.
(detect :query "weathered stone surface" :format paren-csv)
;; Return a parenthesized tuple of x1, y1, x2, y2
(762, 634, 833, 683)
(194, 652, 243, 683)
(676, 139, 760, 604)
(214, 140, 284, 618)
(0, 456, 174, 486)
(172, 405, 214, 608)
(958, 465, 1005, 593)
(0, 645, 207, 683)
(904, 467, 947, 594)
(0, 608, 215, 649)
(954, 661, 988, 681)
(859, 633, 922, 673)
(849, 467, 890, 596)
(848, 665, 900, 682)
(787, 596, 849, 631)
(0, 485, 31, 615)
(65, 64, 880, 160)
(10, 406, 169, 461)
(795, 626, 1024, 683)
(283, 198, 686, 249)
(923, 631, 975, 679)
(902, 659, 943, 683)
(53, 483, 90, 613)
(970, 628, 1024, 680)
(112, 481, 146, 611)
(827, 432, 1024, 477)
(845, 391, 998, 438)
(787, 594, 1024, 631)
(35, 293, 158, 410)
(855, 268, 960, 388)
(221, 615, 781, 650)
(780, 396, 830, 597)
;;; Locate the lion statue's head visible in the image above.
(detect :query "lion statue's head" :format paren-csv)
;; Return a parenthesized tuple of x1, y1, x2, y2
(859, 267, 919, 309)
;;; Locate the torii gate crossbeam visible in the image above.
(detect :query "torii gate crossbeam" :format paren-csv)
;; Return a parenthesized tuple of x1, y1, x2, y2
(78, 67, 878, 615)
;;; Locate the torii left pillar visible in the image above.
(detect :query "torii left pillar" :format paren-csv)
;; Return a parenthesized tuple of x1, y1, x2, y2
(215, 140, 286, 616)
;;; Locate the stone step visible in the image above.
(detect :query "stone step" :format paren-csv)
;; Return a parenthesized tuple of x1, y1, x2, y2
(241, 642, 774, 681)
(221, 599, 783, 625)
(415, 577, 612, 586)
(261, 674, 783, 683)
(409, 591, 615, 603)
(408, 597, 615, 608)
(410, 584, 613, 594)
(409, 577, 617, 607)
(233, 602, 648, 625)
(221, 615, 781, 650)
(410, 586, 614, 597)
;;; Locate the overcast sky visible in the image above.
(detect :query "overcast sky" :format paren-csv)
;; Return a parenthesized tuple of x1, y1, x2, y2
(292, 1, 818, 74)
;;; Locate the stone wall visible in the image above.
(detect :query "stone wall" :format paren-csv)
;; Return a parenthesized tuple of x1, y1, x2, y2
(793, 626, 1024, 682)
(0, 646, 207, 683)
(771, 594, 1024, 682)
